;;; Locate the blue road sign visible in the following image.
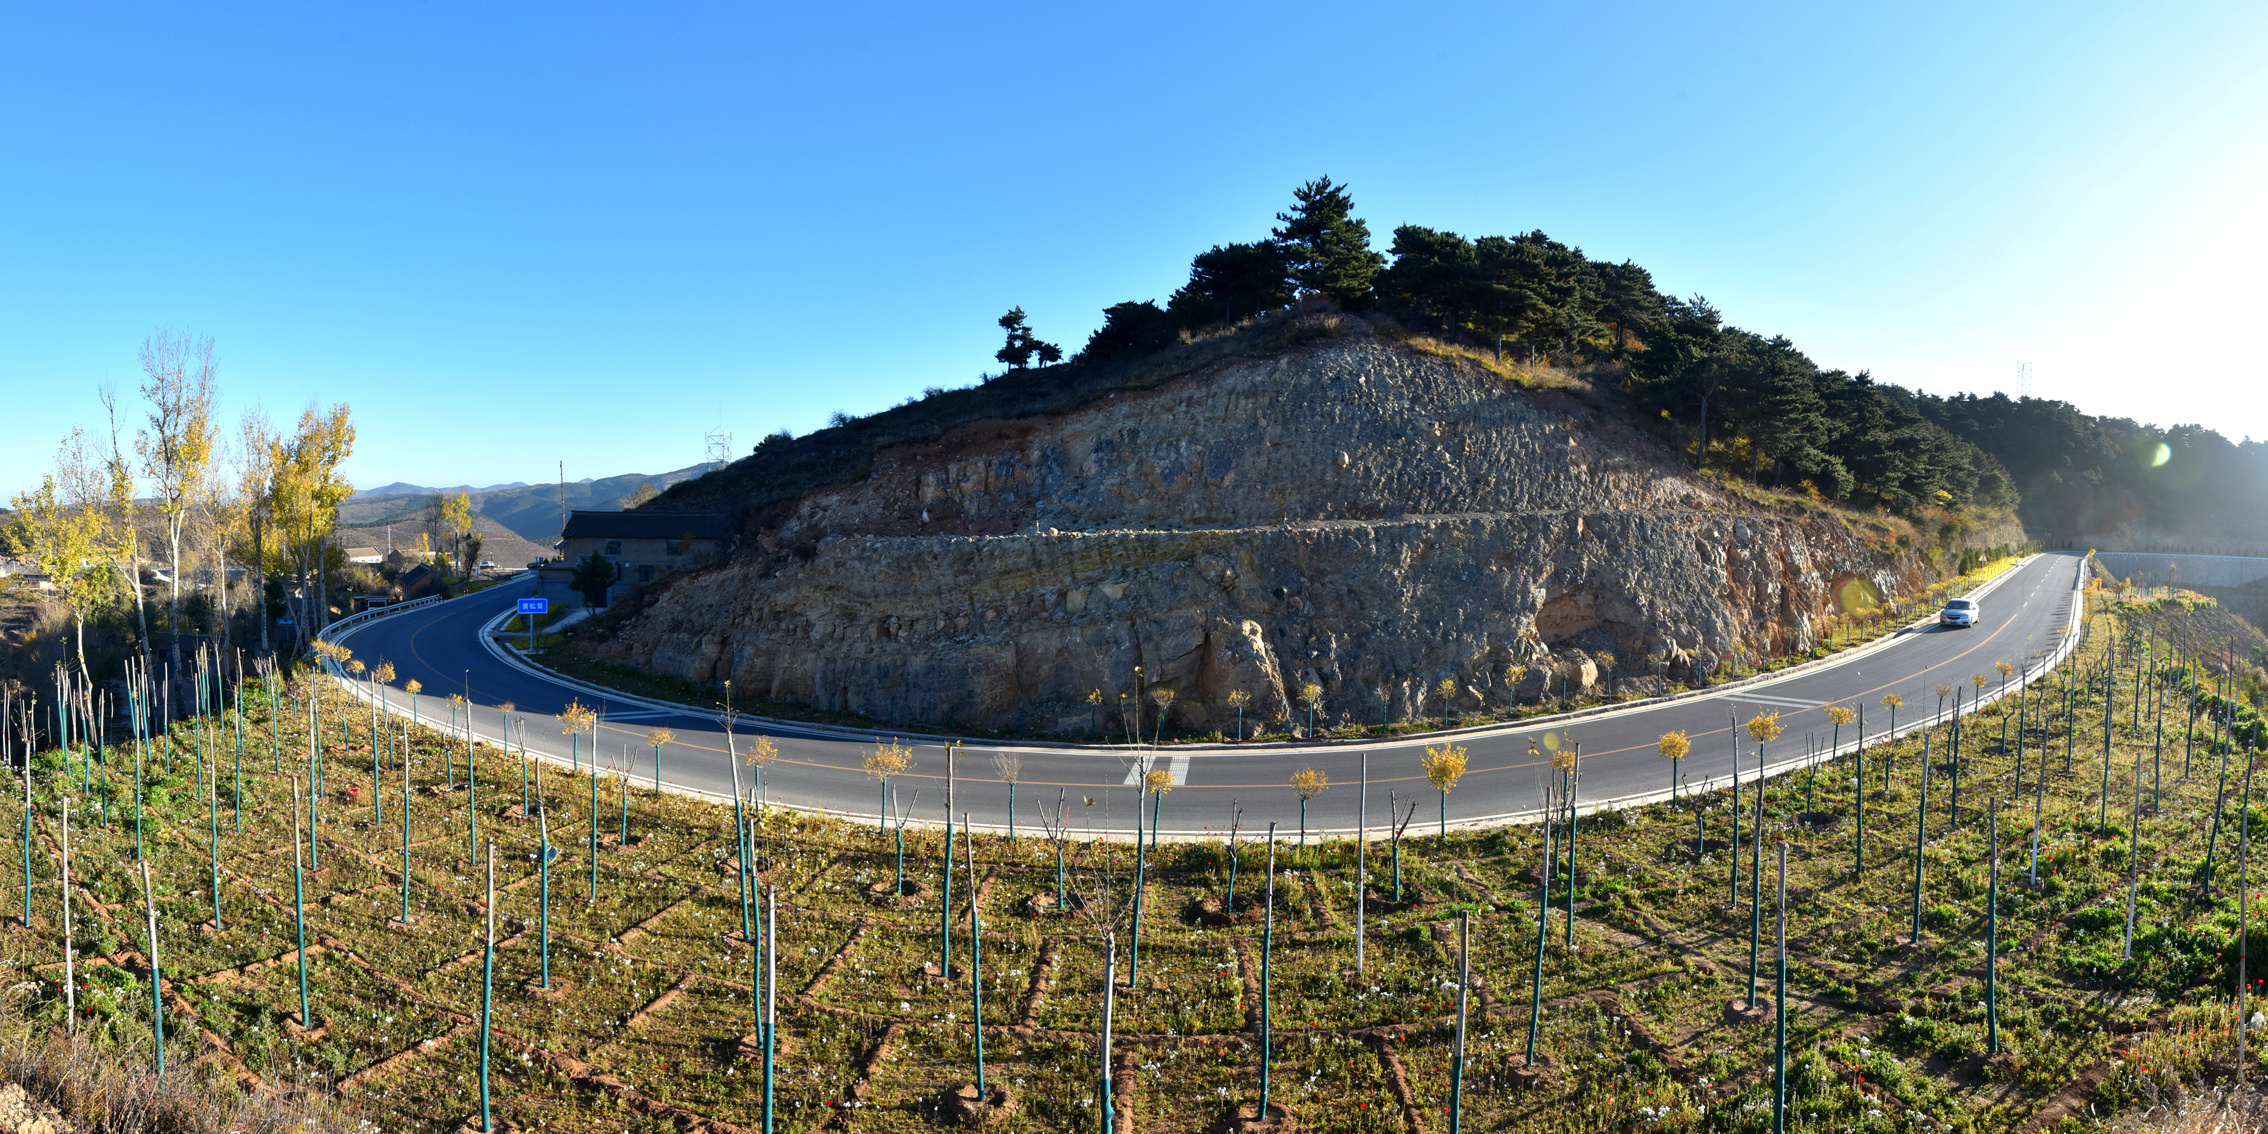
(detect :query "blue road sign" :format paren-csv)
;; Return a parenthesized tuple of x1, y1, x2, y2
(518, 597, 549, 615)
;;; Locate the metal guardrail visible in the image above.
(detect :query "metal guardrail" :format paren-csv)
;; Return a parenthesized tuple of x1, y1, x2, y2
(316, 594, 441, 641)
(311, 554, 2099, 833)
(1515, 551, 2097, 824)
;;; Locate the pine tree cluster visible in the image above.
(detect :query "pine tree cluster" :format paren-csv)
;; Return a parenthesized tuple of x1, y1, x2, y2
(998, 178, 2268, 540)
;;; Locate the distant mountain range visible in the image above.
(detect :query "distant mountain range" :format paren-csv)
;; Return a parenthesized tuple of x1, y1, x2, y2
(352, 480, 533, 498)
(342, 464, 715, 544)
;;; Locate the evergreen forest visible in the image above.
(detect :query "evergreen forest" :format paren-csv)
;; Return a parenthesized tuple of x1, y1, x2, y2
(1036, 178, 2266, 550)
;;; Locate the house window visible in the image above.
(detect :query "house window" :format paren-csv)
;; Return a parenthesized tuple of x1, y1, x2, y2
(665, 538, 682, 557)
(603, 540, 622, 556)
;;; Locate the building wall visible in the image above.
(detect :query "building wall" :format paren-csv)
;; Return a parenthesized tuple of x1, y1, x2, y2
(556, 535, 720, 604)
(534, 564, 578, 606)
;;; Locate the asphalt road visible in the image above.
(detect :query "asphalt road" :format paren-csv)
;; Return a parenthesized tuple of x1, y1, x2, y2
(331, 551, 2087, 839)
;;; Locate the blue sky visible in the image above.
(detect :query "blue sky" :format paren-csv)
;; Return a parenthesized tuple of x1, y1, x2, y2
(2, 2, 2263, 494)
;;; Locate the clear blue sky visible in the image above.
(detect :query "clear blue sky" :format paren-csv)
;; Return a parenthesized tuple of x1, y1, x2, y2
(3, 2, 2263, 494)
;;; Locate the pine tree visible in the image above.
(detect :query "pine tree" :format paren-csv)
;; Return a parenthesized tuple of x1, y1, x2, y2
(1271, 177, 1385, 307)
(1166, 242, 1293, 328)
(1377, 225, 1482, 331)
(1595, 259, 1663, 358)
(1075, 301, 1176, 364)
(1753, 341, 1851, 496)
(993, 307, 1060, 369)
(567, 553, 618, 609)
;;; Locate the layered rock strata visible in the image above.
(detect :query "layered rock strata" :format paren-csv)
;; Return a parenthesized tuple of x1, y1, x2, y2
(593, 327, 1925, 733)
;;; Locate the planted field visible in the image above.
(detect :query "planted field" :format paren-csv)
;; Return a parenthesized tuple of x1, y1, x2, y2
(4, 589, 2265, 1131)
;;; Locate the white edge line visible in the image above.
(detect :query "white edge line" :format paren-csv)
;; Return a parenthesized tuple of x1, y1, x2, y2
(466, 555, 2059, 760)
(319, 555, 2094, 842)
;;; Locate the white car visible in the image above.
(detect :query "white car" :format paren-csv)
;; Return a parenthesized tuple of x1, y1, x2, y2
(1939, 597, 1978, 628)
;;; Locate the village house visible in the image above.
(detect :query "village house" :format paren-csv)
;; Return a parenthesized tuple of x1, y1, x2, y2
(398, 562, 443, 601)
(535, 510, 731, 607)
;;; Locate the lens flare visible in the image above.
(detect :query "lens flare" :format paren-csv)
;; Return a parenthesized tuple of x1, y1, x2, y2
(1836, 576, 1883, 614)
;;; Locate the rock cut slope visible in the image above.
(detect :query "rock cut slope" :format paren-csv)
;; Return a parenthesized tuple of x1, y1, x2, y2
(590, 318, 1924, 733)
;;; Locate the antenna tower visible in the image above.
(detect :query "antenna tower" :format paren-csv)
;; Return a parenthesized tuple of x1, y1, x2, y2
(2016, 362, 2032, 401)
(704, 428, 733, 471)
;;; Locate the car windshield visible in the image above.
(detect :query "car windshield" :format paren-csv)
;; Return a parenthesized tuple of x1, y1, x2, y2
(1947, 600, 1972, 609)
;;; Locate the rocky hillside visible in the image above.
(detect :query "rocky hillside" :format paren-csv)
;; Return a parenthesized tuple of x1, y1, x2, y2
(584, 317, 1933, 733)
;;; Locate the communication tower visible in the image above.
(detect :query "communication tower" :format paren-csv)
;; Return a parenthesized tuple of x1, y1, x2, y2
(704, 428, 733, 472)
(2016, 362, 2032, 401)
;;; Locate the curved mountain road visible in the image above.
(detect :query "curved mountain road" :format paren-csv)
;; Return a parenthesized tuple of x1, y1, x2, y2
(328, 551, 2087, 838)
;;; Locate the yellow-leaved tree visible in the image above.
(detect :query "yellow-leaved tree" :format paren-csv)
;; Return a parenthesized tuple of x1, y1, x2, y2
(1745, 710, 1784, 747)
(556, 699, 597, 773)
(1296, 681, 1322, 738)
(268, 403, 355, 649)
(234, 410, 280, 654)
(1658, 730, 1690, 799)
(438, 491, 479, 580)
(863, 738, 912, 833)
(644, 728, 674, 782)
(1421, 741, 1468, 840)
(4, 463, 108, 686)
(137, 331, 220, 691)
(87, 387, 155, 660)
(746, 734, 780, 818)
(1289, 767, 1327, 852)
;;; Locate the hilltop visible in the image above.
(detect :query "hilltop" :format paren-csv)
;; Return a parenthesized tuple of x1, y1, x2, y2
(586, 316, 1995, 733)
(577, 176, 2256, 730)
(650, 179, 2262, 558)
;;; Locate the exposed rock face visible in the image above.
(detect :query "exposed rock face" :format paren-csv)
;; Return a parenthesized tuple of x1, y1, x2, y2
(594, 327, 1927, 733)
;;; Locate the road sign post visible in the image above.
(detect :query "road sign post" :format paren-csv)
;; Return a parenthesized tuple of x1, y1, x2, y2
(518, 597, 547, 652)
